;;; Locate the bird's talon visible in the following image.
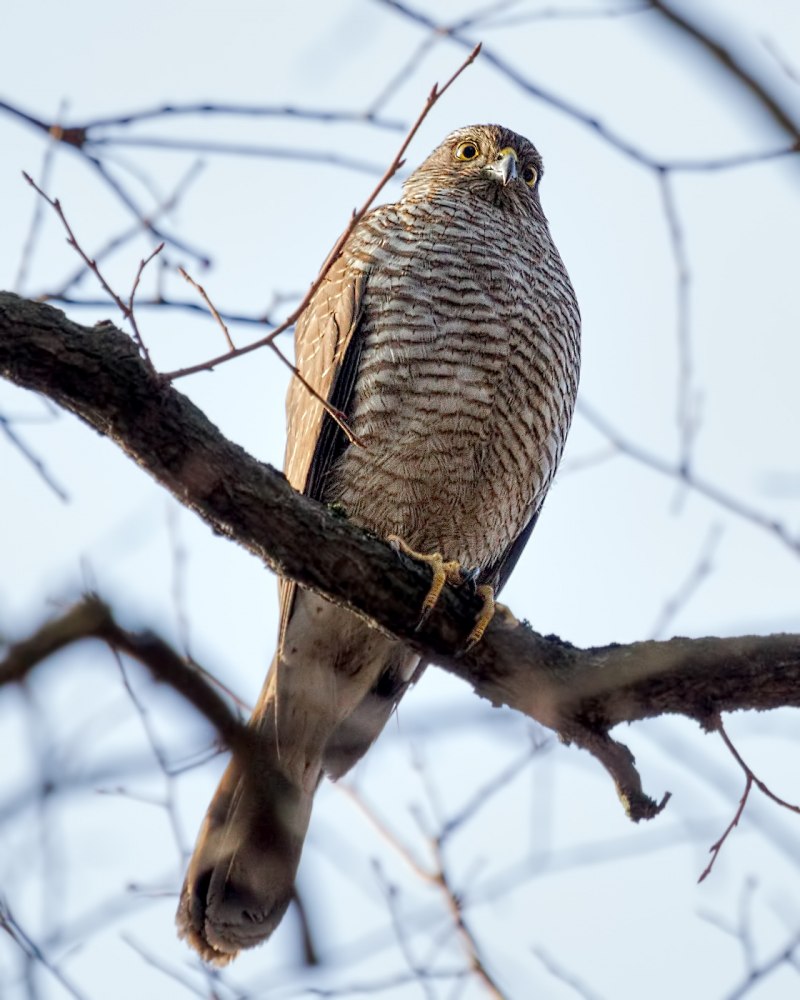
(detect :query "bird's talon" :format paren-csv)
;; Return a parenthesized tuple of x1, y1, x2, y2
(388, 535, 495, 646)
(465, 584, 495, 649)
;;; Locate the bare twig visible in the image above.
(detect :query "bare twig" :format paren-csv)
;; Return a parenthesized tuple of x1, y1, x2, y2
(39, 158, 204, 302)
(160, 42, 482, 383)
(699, 717, 800, 882)
(761, 36, 800, 87)
(72, 100, 406, 132)
(578, 398, 800, 556)
(657, 170, 697, 474)
(440, 738, 548, 841)
(0, 898, 90, 1000)
(14, 100, 67, 293)
(649, 0, 800, 145)
(115, 649, 187, 859)
(0, 410, 69, 501)
(87, 134, 386, 175)
(649, 524, 722, 638)
(39, 294, 287, 326)
(532, 945, 607, 1000)
(22, 172, 160, 369)
(726, 929, 800, 1000)
(373, 865, 439, 1000)
(0, 595, 252, 759)
(339, 784, 434, 881)
(128, 243, 164, 366)
(484, 3, 649, 29)
(372, 0, 800, 173)
(84, 150, 211, 263)
(178, 268, 237, 351)
(428, 834, 505, 999)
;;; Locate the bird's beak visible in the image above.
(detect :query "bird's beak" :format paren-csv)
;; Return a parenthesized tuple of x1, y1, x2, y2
(483, 147, 519, 186)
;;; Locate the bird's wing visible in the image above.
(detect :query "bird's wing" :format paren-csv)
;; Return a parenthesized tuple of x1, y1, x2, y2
(278, 251, 368, 641)
(481, 506, 541, 596)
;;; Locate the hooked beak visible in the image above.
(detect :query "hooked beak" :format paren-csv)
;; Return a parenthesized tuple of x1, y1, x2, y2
(482, 147, 519, 186)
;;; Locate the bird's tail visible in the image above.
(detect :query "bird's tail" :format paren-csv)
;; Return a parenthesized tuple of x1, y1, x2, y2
(176, 663, 316, 965)
(176, 592, 420, 963)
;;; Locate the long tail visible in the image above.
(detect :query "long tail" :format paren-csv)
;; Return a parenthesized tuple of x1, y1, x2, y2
(176, 592, 420, 964)
(175, 664, 315, 964)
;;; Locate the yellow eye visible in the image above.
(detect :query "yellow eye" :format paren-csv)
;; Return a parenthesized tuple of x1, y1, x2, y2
(455, 140, 480, 161)
(522, 165, 538, 187)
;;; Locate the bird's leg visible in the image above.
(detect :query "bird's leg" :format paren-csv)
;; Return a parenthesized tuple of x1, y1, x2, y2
(465, 583, 495, 650)
(388, 535, 495, 647)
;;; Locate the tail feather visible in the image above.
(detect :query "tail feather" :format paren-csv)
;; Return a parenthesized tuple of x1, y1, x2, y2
(176, 722, 315, 964)
(176, 594, 419, 962)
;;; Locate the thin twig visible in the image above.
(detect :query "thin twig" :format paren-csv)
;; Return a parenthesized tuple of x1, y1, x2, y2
(372, 0, 800, 174)
(532, 945, 607, 1000)
(128, 243, 163, 366)
(718, 721, 800, 815)
(77, 101, 406, 132)
(14, 100, 67, 293)
(39, 159, 204, 301)
(0, 411, 69, 502)
(726, 929, 800, 1000)
(87, 135, 385, 176)
(578, 398, 800, 556)
(649, 0, 800, 145)
(178, 268, 236, 351)
(649, 524, 722, 638)
(339, 784, 435, 882)
(161, 42, 482, 383)
(699, 717, 800, 882)
(0, 898, 90, 1000)
(114, 649, 187, 859)
(429, 835, 505, 1000)
(22, 172, 160, 369)
(657, 170, 697, 475)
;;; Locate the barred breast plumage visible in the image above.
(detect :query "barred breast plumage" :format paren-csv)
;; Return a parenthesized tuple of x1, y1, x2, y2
(177, 124, 581, 963)
(327, 187, 579, 568)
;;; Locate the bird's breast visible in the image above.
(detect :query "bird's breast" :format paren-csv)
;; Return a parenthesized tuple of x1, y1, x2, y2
(324, 200, 579, 569)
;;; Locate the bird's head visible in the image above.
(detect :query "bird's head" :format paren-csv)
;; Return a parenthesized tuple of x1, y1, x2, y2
(402, 124, 545, 214)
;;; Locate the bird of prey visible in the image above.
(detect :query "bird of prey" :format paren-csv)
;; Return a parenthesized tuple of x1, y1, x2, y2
(177, 123, 581, 963)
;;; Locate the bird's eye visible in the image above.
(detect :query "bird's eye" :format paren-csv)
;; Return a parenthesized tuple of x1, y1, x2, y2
(522, 165, 538, 187)
(455, 141, 480, 161)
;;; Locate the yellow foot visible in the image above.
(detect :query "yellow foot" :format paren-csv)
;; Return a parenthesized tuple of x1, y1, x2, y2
(465, 583, 495, 650)
(388, 535, 496, 648)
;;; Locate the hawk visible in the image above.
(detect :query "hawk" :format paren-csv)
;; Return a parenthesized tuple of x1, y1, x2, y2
(177, 124, 581, 962)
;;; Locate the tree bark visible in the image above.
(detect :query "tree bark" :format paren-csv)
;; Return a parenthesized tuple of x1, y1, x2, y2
(2, 291, 799, 819)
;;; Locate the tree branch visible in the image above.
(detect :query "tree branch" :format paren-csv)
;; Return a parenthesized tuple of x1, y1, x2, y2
(2, 292, 800, 822)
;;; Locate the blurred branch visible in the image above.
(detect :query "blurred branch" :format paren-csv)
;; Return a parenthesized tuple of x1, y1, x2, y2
(34, 158, 205, 303)
(56, 101, 406, 132)
(649, 0, 800, 145)
(649, 524, 721, 638)
(373, 0, 800, 171)
(0, 897, 89, 1000)
(3, 294, 800, 828)
(726, 928, 800, 1000)
(577, 398, 800, 557)
(0, 409, 69, 501)
(0, 98, 407, 265)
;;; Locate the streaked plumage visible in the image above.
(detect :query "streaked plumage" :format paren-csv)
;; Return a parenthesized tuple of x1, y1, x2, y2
(177, 124, 581, 962)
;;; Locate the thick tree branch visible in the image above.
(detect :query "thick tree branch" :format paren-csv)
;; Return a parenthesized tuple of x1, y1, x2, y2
(2, 292, 800, 821)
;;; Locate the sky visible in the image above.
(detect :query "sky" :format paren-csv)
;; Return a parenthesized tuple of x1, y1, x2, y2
(1, 1, 800, 998)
